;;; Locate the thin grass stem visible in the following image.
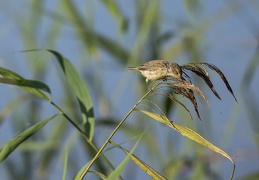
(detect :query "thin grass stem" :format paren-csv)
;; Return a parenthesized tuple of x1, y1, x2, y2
(79, 81, 161, 179)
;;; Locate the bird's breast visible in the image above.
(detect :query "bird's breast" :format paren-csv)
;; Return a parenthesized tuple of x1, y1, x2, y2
(140, 69, 167, 80)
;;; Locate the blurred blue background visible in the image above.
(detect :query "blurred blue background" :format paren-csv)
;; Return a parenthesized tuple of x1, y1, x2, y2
(0, 1, 259, 179)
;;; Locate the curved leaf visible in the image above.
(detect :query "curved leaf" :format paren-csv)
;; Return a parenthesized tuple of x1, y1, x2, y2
(22, 49, 95, 140)
(168, 79, 208, 103)
(0, 67, 51, 102)
(88, 170, 108, 180)
(107, 141, 138, 180)
(74, 162, 90, 180)
(111, 142, 167, 180)
(201, 63, 237, 101)
(181, 64, 221, 100)
(0, 114, 58, 162)
(138, 110, 235, 164)
(46, 50, 95, 140)
(0, 77, 51, 94)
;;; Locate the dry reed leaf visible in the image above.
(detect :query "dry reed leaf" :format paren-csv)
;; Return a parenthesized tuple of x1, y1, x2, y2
(171, 79, 208, 103)
(181, 64, 221, 100)
(167, 93, 194, 120)
(200, 63, 237, 101)
(149, 62, 236, 120)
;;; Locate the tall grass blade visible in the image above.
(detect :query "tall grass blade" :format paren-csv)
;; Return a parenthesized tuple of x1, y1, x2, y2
(100, 0, 128, 32)
(62, 146, 69, 180)
(0, 67, 51, 102)
(46, 50, 95, 140)
(0, 114, 58, 162)
(111, 142, 167, 180)
(107, 139, 141, 180)
(21, 49, 95, 140)
(62, 0, 129, 62)
(0, 78, 51, 94)
(138, 110, 235, 179)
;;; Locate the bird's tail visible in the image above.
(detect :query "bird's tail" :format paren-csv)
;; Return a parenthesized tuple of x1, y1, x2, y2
(126, 66, 138, 71)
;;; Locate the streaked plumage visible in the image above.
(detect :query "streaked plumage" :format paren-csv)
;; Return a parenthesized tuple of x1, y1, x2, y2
(127, 60, 182, 82)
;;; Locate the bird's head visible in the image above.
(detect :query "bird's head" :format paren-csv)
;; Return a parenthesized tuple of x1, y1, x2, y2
(168, 63, 182, 79)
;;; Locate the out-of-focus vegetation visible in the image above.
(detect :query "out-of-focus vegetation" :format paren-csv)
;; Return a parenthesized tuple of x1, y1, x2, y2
(0, 1, 258, 179)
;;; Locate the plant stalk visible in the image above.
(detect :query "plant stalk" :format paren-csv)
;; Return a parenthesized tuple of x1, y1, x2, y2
(79, 82, 160, 179)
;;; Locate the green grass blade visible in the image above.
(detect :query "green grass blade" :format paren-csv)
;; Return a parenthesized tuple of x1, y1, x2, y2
(107, 140, 141, 180)
(74, 165, 108, 180)
(138, 110, 235, 179)
(0, 67, 23, 79)
(46, 49, 95, 140)
(112, 142, 167, 180)
(138, 110, 234, 162)
(62, 0, 129, 63)
(0, 114, 58, 162)
(0, 67, 51, 102)
(0, 77, 51, 94)
(62, 145, 69, 180)
(100, 0, 128, 32)
(74, 162, 90, 180)
(88, 170, 108, 180)
(21, 49, 95, 140)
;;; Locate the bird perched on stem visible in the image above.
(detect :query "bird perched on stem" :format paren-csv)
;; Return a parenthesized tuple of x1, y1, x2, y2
(127, 60, 182, 82)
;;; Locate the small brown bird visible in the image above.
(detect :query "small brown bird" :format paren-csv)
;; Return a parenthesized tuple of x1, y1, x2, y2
(127, 60, 182, 82)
